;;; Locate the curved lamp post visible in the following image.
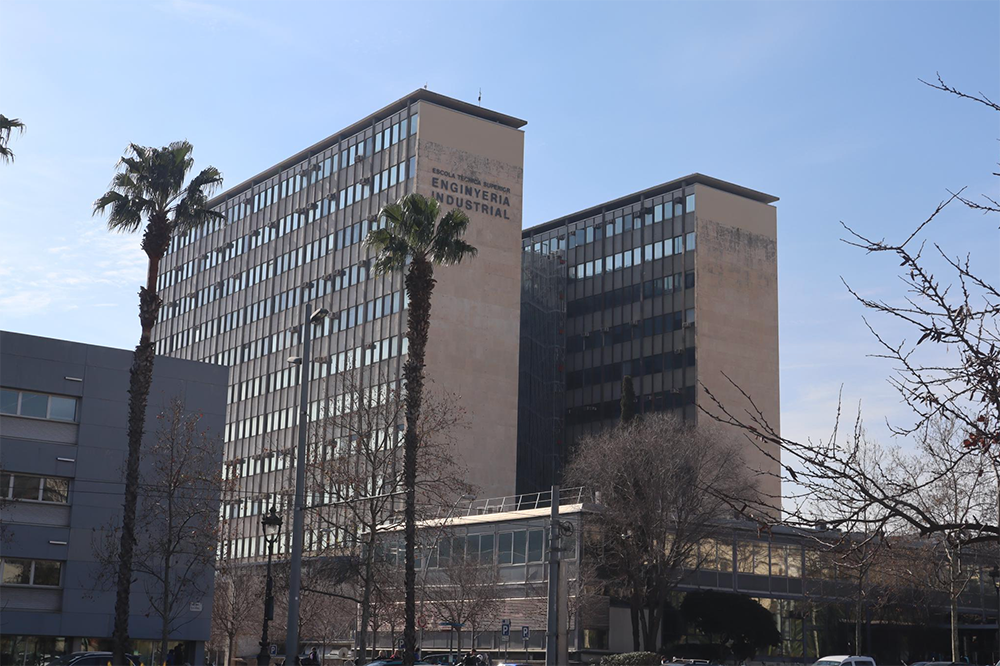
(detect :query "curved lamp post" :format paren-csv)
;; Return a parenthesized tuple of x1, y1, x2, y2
(257, 506, 283, 666)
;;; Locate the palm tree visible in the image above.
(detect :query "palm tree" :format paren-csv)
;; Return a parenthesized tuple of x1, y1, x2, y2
(94, 141, 222, 665)
(0, 115, 26, 163)
(365, 193, 477, 666)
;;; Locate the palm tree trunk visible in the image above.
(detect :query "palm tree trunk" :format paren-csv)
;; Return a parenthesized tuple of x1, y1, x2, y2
(403, 257, 434, 666)
(112, 217, 170, 665)
(402, 257, 434, 666)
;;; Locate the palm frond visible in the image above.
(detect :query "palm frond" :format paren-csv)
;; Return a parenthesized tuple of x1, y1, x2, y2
(0, 114, 26, 164)
(0, 115, 26, 136)
(366, 229, 411, 275)
(433, 238, 478, 266)
(173, 166, 224, 231)
(95, 141, 219, 239)
(430, 208, 476, 265)
(95, 191, 143, 232)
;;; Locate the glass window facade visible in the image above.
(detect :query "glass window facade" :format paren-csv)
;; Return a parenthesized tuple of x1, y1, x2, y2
(520, 182, 699, 487)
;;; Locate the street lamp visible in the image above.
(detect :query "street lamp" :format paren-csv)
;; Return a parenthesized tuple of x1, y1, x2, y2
(286, 305, 329, 665)
(257, 506, 283, 666)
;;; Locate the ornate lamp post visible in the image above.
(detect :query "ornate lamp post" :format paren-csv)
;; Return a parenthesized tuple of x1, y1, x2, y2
(257, 506, 283, 666)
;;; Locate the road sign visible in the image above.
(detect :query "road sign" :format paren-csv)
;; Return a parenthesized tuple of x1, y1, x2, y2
(501, 621, 510, 637)
(189, 602, 202, 612)
(269, 644, 277, 656)
(521, 626, 530, 641)
(398, 639, 405, 650)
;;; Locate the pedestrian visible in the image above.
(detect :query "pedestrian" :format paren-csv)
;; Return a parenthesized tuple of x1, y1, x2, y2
(462, 649, 479, 666)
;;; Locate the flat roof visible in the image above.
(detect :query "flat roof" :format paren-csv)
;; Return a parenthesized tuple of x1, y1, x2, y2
(523, 172, 778, 237)
(209, 89, 527, 208)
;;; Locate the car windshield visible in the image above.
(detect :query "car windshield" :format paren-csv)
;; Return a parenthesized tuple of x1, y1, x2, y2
(814, 662, 842, 666)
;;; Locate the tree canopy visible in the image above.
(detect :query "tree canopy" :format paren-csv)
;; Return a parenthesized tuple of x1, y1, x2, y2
(681, 590, 781, 660)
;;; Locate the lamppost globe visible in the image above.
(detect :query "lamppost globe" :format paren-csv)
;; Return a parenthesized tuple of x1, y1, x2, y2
(262, 505, 282, 539)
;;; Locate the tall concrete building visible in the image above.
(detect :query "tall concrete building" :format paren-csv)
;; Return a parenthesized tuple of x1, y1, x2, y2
(0, 331, 227, 665)
(152, 90, 525, 560)
(519, 174, 780, 502)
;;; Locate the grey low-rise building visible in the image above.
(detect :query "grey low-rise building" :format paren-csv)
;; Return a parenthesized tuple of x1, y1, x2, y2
(0, 331, 228, 666)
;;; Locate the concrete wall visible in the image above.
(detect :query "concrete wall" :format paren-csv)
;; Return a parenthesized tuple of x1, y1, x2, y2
(414, 101, 525, 500)
(692, 185, 781, 512)
(0, 331, 228, 654)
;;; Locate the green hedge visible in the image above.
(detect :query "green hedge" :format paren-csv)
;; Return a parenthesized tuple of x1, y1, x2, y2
(599, 652, 661, 666)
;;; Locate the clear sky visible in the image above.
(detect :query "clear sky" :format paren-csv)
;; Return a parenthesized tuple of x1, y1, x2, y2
(1, 0, 997, 454)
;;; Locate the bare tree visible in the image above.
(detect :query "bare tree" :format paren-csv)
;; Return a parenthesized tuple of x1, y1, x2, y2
(701, 75, 999, 549)
(92, 399, 223, 663)
(565, 414, 758, 652)
(422, 538, 504, 652)
(897, 417, 995, 659)
(211, 558, 265, 666)
(303, 364, 471, 662)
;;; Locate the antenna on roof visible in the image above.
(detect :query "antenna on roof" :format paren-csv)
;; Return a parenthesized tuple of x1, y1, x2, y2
(478, 88, 482, 106)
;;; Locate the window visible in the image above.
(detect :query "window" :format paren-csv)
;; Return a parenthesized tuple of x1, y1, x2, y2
(685, 231, 696, 251)
(3, 473, 70, 504)
(686, 193, 696, 212)
(0, 389, 78, 422)
(0, 558, 62, 587)
(498, 532, 513, 565)
(512, 530, 527, 564)
(527, 529, 544, 563)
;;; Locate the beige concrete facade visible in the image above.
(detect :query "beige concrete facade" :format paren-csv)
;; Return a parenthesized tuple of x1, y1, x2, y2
(414, 101, 525, 499)
(693, 184, 781, 510)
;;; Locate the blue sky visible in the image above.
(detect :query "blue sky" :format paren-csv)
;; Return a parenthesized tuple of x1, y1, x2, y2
(1, 0, 997, 452)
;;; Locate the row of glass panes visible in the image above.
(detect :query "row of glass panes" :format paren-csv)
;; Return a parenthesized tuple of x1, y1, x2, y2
(569, 307, 696, 353)
(155, 261, 379, 357)
(565, 386, 696, 425)
(1, 473, 69, 504)
(565, 346, 696, 390)
(0, 389, 77, 423)
(159, 260, 393, 363)
(566, 272, 692, 319)
(168, 113, 418, 257)
(524, 193, 696, 255)
(694, 539, 804, 578)
(161, 152, 411, 295)
(385, 527, 577, 570)
(158, 190, 396, 315)
(0, 558, 62, 587)
(569, 232, 695, 281)
(223, 334, 408, 444)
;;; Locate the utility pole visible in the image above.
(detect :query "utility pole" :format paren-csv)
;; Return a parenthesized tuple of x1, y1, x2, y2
(545, 485, 560, 666)
(286, 304, 328, 664)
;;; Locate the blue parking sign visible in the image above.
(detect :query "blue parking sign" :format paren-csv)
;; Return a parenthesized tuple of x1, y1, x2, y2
(521, 626, 530, 641)
(501, 621, 510, 637)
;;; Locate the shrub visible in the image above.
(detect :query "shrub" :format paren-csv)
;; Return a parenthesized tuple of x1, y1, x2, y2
(600, 652, 661, 666)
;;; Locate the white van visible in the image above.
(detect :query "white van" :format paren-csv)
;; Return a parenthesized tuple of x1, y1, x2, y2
(813, 657, 876, 666)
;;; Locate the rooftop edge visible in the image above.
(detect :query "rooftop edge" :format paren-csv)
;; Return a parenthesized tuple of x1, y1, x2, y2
(208, 89, 527, 208)
(522, 173, 778, 237)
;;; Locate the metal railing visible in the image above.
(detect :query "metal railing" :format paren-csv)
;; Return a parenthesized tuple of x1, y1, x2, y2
(431, 486, 592, 519)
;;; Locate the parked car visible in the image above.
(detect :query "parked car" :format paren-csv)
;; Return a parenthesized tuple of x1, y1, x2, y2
(423, 654, 463, 665)
(813, 657, 876, 666)
(46, 652, 139, 666)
